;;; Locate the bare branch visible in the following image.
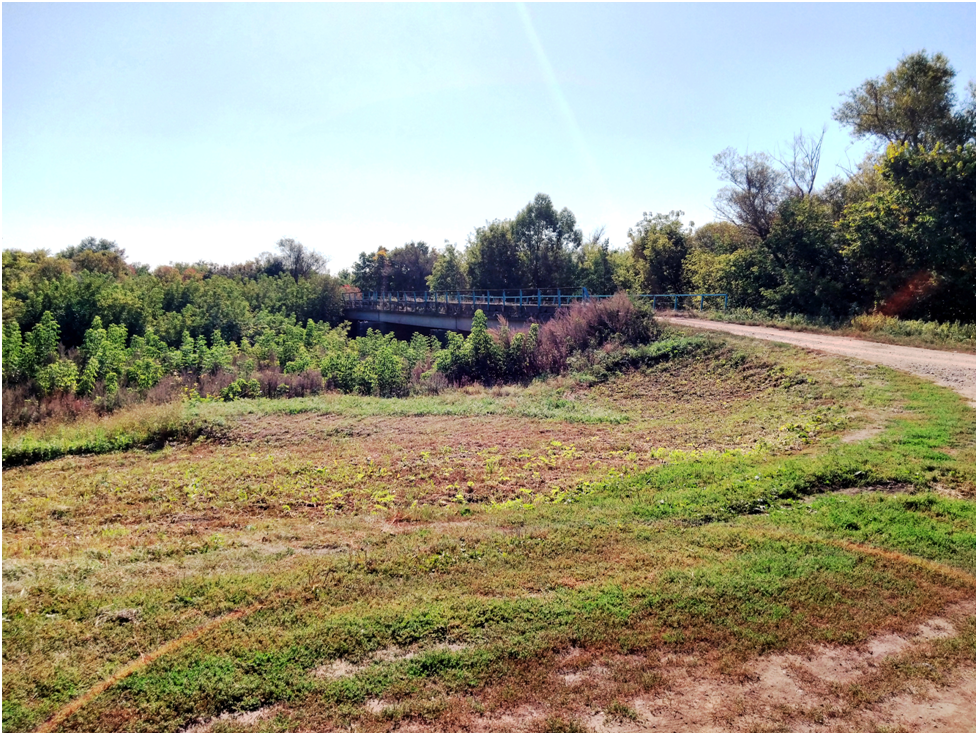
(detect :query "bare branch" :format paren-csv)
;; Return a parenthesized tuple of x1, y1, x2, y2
(775, 126, 826, 197)
(711, 148, 787, 240)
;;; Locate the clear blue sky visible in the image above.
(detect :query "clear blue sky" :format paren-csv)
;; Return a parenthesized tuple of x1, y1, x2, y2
(3, 2, 975, 272)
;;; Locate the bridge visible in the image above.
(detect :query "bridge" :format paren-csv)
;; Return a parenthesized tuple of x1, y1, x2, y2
(342, 289, 728, 333)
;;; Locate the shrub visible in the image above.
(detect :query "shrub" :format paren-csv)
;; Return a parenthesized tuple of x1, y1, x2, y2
(373, 344, 408, 397)
(532, 293, 659, 374)
(220, 378, 262, 401)
(35, 359, 80, 396)
(464, 310, 504, 384)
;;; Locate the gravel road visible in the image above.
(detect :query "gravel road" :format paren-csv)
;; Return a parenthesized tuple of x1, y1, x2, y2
(660, 315, 977, 403)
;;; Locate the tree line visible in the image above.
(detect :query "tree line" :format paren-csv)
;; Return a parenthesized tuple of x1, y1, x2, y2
(2, 51, 974, 415)
(345, 51, 975, 323)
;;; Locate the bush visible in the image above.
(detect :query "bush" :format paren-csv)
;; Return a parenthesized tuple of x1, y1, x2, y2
(220, 378, 262, 401)
(533, 293, 659, 374)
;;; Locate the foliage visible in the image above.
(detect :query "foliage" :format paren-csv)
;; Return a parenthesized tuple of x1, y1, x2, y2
(513, 193, 583, 288)
(838, 141, 975, 322)
(465, 220, 524, 290)
(426, 243, 469, 292)
(684, 223, 777, 310)
(575, 228, 622, 295)
(220, 378, 262, 401)
(625, 211, 691, 294)
(761, 197, 848, 318)
(833, 50, 975, 150)
(351, 242, 438, 294)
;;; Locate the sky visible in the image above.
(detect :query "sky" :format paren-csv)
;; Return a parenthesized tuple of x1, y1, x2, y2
(3, 2, 975, 272)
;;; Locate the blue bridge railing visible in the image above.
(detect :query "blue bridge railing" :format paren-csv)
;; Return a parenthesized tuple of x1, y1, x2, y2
(342, 289, 727, 313)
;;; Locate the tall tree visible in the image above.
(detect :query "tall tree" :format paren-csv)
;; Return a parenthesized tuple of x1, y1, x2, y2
(762, 197, 848, 317)
(512, 193, 583, 288)
(627, 211, 691, 294)
(839, 141, 976, 321)
(466, 220, 524, 290)
(712, 148, 787, 240)
(351, 248, 391, 294)
(387, 241, 437, 292)
(833, 50, 974, 150)
(276, 238, 328, 281)
(427, 243, 469, 291)
(576, 228, 618, 295)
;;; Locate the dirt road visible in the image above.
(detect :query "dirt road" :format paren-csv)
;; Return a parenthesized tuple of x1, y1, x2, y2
(660, 315, 977, 402)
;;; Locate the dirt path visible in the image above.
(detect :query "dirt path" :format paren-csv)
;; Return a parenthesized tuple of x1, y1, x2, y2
(661, 315, 977, 402)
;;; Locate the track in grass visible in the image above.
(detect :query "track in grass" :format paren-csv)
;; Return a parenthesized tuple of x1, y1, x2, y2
(3, 337, 974, 732)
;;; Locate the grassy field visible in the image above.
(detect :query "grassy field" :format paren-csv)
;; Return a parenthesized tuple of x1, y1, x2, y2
(2, 332, 975, 732)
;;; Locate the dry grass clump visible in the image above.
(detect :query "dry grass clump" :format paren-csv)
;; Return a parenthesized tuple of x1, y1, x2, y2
(1, 400, 204, 466)
(532, 293, 660, 374)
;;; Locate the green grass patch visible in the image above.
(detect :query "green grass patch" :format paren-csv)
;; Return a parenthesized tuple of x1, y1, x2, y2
(3, 335, 974, 732)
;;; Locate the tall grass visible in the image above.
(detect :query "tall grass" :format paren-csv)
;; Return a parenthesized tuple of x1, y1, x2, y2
(1, 402, 212, 467)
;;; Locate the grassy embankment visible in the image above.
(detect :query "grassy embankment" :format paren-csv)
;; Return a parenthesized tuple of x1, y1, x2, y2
(2, 331, 974, 732)
(686, 308, 976, 352)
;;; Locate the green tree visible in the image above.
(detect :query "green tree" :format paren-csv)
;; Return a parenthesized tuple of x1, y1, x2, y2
(427, 243, 469, 292)
(512, 193, 583, 288)
(466, 220, 524, 290)
(351, 248, 392, 294)
(22, 311, 61, 380)
(463, 310, 504, 384)
(627, 211, 691, 293)
(684, 222, 777, 309)
(833, 51, 975, 150)
(2, 322, 23, 382)
(387, 241, 437, 292)
(576, 228, 618, 295)
(762, 197, 847, 317)
(839, 141, 976, 321)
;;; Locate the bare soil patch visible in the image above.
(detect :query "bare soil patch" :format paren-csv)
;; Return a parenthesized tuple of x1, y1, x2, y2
(459, 599, 976, 733)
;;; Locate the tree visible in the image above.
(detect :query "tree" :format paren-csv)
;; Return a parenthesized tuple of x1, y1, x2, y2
(276, 238, 328, 281)
(387, 241, 437, 292)
(833, 51, 974, 150)
(762, 197, 848, 317)
(839, 141, 976, 321)
(712, 148, 787, 239)
(58, 237, 129, 277)
(626, 211, 691, 294)
(576, 228, 618, 295)
(58, 237, 125, 260)
(466, 220, 524, 290)
(775, 127, 826, 197)
(351, 248, 391, 293)
(427, 243, 469, 291)
(512, 193, 583, 288)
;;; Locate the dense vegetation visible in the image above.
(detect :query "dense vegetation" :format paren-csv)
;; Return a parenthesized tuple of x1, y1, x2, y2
(2, 51, 974, 425)
(347, 51, 974, 322)
(2, 280, 663, 427)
